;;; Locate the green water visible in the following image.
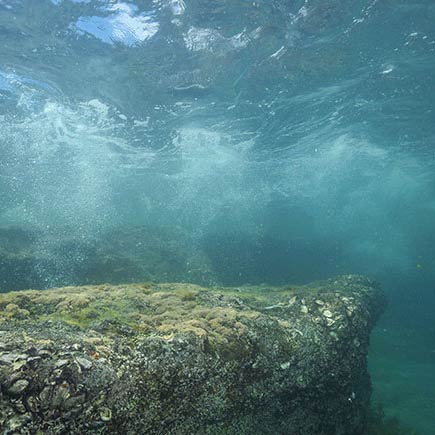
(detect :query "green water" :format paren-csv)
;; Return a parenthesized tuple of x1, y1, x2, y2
(1, 0, 435, 432)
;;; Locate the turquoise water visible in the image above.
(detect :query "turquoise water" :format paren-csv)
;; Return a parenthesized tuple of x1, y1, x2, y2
(1, 1, 435, 433)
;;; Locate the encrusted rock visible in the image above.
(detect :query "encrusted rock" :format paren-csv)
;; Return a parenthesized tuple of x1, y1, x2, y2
(322, 309, 333, 318)
(76, 357, 92, 370)
(100, 407, 112, 422)
(7, 379, 29, 396)
(0, 275, 385, 435)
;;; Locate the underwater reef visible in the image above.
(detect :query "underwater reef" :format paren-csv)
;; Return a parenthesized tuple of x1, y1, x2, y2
(0, 275, 385, 434)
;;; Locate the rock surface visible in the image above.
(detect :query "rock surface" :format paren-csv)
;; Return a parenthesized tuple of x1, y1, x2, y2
(0, 275, 385, 434)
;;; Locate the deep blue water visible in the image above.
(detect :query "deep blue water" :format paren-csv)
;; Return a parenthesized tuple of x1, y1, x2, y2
(1, 0, 435, 433)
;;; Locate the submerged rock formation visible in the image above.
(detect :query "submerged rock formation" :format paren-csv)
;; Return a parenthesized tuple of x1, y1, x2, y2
(0, 275, 385, 435)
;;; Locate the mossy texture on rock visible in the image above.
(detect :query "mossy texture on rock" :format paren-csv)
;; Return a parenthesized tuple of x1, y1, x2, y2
(0, 275, 385, 435)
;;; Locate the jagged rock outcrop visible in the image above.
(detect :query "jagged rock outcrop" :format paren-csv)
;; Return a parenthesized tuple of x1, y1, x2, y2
(0, 275, 385, 434)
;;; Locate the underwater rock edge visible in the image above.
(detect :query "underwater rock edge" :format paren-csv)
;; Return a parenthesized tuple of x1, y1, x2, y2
(0, 275, 385, 435)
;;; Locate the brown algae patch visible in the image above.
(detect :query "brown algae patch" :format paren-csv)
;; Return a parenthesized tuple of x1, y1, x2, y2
(0, 275, 382, 353)
(0, 282, 293, 356)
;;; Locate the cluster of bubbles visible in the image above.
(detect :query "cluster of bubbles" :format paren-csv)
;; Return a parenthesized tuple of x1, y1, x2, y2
(0, 0, 434, 295)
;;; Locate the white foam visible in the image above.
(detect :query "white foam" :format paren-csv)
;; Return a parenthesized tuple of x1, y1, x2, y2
(74, 3, 159, 47)
(184, 27, 250, 53)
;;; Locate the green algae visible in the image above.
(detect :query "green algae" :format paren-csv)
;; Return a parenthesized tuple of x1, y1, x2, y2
(0, 275, 385, 435)
(0, 276, 382, 365)
(0, 277, 379, 343)
(0, 282, 261, 356)
(0, 285, 300, 365)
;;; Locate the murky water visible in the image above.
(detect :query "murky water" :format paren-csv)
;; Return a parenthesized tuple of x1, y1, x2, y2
(1, 1, 435, 432)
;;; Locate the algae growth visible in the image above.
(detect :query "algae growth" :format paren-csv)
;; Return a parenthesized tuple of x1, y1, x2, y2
(0, 275, 384, 434)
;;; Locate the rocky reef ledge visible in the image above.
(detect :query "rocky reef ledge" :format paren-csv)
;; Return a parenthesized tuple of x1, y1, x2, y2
(0, 275, 385, 435)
